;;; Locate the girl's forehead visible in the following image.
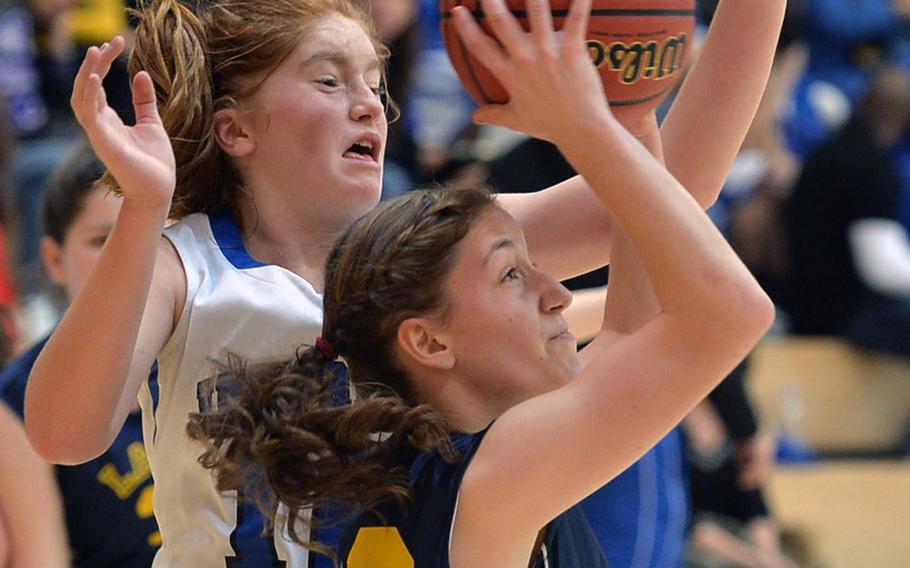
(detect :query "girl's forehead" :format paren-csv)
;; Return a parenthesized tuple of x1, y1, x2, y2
(458, 207, 526, 263)
(299, 14, 379, 60)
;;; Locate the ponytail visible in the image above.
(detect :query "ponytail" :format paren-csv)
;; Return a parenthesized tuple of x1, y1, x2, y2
(186, 345, 456, 548)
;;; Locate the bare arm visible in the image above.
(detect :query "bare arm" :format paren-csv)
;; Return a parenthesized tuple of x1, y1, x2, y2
(661, 0, 787, 202)
(25, 38, 182, 464)
(449, 0, 774, 562)
(0, 403, 70, 567)
(498, 0, 787, 280)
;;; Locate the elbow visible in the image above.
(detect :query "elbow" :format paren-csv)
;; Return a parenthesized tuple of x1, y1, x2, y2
(723, 281, 776, 343)
(25, 413, 107, 465)
(698, 271, 775, 346)
(744, 287, 777, 337)
(696, 188, 721, 212)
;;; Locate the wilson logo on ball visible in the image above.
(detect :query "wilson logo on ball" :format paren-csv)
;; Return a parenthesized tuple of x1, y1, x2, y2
(440, 0, 697, 123)
(587, 33, 688, 85)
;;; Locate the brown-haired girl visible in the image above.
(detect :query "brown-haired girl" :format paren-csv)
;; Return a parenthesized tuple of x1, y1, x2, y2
(24, 0, 784, 565)
(187, 1, 774, 565)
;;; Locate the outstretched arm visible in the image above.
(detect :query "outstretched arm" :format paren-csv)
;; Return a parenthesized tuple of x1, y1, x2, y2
(661, 0, 787, 202)
(499, 0, 787, 280)
(26, 38, 184, 464)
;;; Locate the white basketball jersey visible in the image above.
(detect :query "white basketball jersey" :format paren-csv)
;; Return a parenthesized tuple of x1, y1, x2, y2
(139, 212, 323, 567)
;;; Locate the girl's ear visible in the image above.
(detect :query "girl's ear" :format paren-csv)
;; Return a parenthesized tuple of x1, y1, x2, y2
(213, 108, 256, 158)
(40, 236, 66, 288)
(396, 317, 455, 370)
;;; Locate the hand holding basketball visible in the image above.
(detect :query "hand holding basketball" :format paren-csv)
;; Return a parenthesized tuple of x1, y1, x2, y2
(443, 0, 695, 125)
(452, 0, 612, 143)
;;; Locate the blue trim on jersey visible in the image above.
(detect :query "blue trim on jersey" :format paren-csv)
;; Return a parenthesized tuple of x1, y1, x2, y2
(657, 433, 688, 567)
(209, 212, 267, 269)
(327, 362, 351, 406)
(226, 496, 286, 567)
(630, 446, 659, 567)
(148, 362, 160, 442)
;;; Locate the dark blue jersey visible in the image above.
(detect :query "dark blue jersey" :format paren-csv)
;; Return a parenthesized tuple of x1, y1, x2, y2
(336, 428, 609, 567)
(0, 336, 160, 567)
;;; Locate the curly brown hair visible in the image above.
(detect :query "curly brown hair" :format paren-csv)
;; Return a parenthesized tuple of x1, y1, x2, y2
(187, 186, 497, 554)
(101, 0, 389, 222)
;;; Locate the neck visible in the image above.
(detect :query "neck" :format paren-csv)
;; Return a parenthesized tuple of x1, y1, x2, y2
(415, 370, 515, 434)
(237, 195, 344, 291)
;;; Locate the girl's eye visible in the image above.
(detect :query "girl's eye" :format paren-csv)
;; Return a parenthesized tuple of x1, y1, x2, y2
(89, 235, 108, 248)
(317, 77, 339, 88)
(502, 268, 520, 282)
(370, 81, 387, 97)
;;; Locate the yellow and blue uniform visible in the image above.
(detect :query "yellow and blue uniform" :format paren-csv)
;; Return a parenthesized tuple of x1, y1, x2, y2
(0, 337, 160, 567)
(337, 428, 610, 567)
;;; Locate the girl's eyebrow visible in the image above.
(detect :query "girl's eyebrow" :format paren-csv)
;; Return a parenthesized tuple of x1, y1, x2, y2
(301, 50, 382, 72)
(485, 238, 516, 267)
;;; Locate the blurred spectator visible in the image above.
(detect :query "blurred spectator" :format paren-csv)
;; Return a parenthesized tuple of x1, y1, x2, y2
(69, 0, 129, 45)
(684, 361, 799, 568)
(0, 0, 82, 297)
(409, 0, 476, 177)
(70, 0, 136, 124)
(371, 0, 488, 194)
(0, 0, 78, 138)
(0, 105, 22, 360)
(782, 0, 910, 157)
(685, 397, 798, 568)
(0, 0, 133, 312)
(723, 37, 806, 310)
(786, 65, 910, 358)
(369, 0, 421, 198)
(0, 142, 159, 567)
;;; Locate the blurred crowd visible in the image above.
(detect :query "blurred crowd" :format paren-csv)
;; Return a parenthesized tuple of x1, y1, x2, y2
(0, 0, 908, 567)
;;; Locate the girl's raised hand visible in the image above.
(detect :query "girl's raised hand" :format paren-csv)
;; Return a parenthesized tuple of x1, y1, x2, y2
(70, 37, 176, 211)
(452, 0, 611, 143)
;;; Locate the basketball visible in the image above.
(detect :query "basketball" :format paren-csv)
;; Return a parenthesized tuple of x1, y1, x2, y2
(440, 0, 696, 123)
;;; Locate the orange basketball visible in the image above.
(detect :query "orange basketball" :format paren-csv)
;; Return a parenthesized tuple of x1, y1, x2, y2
(440, 0, 696, 123)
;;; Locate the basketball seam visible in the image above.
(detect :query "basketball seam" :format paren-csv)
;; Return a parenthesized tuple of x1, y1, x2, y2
(609, 84, 674, 106)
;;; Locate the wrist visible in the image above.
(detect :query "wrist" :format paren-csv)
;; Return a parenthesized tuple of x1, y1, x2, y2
(552, 105, 622, 154)
(119, 196, 172, 225)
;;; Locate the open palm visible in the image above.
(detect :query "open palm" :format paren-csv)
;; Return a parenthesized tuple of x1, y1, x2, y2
(71, 37, 176, 210)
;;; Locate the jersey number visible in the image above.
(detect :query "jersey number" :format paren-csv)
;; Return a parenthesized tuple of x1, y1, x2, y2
(347, 527, 414, 568)
(197, 375, 288, 566)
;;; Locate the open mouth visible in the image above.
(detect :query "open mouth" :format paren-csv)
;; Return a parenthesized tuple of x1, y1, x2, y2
(343, 138, 379, 162)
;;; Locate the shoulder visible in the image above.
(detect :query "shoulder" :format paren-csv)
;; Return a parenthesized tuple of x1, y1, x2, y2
(162, 212, 255, 275)
(410, 428, 490, 492)
(162, 213, 214, 259)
